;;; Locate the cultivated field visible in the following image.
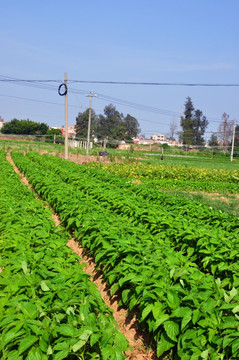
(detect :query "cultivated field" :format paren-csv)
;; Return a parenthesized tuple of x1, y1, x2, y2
(0, 148, 238, 359)
(0, 139, 239, 359)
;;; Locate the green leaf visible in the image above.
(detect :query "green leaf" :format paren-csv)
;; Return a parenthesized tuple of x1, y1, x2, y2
(153, 314, 170, 331)
(21, 261, 29, 275)
(2, 328, 25, 347)
(25, 346, 42, 360)
(141, 304, 153, 321)
(72, 330, 92, 352)
(55, 325, 75, 337)
(47, 345, 53, 355)
(129, 295, 138, 311)
(18, 335, 39, 355)
(223, 335, 234, 349)
(114, 332, 128, 352)
(122, 289, 130, 304)
(40, 281, 50, 292)
(7, 350, 23, 360)
(192, 309, 200, 324)
(53, 349, 69, 360)
(173, 306, 191, 318)
(201, 350, 209, 360)
(163, 320, 179, 342)
(39, 338, 48, 353)
(90, 333, 101, 347)
(21, 302, 38, 319)
(167, 289, 180, 309)
(232, 305, 239, 314)
(230, 287, 237, 299)
(232, 338, 239, 354)
(157, 333, 175, 357)
(181, 309, 192, 330)
(53, 342, 69, 351)
(208, 328, 216, 342)
(152, 302, 163, 320)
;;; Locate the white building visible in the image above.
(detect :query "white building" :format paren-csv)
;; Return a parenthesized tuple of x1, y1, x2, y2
(0, 116, 4, 129)
(152, 133, 166, 142)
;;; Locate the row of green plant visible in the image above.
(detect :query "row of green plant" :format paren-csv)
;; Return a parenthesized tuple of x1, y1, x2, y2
(164, 191, 239, 218)
(143, 178, 239, 194)
(25, 153, 239, 284)
(0, 150, 128, 360)
(88, 162, 239, 193)
(27, 153, 238, 231)
(11, 151, 239, 359)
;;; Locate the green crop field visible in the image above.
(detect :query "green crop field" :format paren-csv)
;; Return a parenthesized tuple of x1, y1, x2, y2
(3, 150, 238, 359)
(0, 151, 128, 360)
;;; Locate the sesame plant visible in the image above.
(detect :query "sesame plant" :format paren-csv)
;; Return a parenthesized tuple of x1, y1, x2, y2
(0, 150, 128, 360)
(11, 151, 239, 359)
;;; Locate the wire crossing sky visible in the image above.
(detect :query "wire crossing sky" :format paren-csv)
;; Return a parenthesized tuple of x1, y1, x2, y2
(0, 1, 239, 139)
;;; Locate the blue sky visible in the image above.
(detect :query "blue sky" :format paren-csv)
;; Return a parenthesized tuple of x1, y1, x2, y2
(1, 0, 239, 139)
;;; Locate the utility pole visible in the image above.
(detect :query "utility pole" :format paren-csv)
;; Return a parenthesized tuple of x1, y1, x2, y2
(57, 73, 68, 160)
(58, 73, 68, 159)
(85, 92, 97, 155)
(64, 72, 68, 160)
(230, 120, 236, 162)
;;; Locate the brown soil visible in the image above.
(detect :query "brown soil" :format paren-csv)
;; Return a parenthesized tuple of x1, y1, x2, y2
(187, 190, 239, 204)
(67, 239, 157, 360)
(6, 152, 31, 187)
(6, 152, 158, 360)
(40, 151, 115, 165)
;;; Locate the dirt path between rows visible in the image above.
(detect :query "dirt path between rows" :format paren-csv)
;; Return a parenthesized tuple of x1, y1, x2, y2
(6, 152, 158, 360)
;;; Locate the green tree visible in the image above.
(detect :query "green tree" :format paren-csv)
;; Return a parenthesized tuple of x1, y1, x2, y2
(194, 109, 208, 145)
(208, 133, 219, 146)
(234, 125, 239, 147)
(124, 114, 141, 140)
(232, 125, 239, 157)
(180, 97, 208, 145)
(75, 109, 97, 139)
(1, 119, 48, 135)
(95, 104, 124, 140)
(95, 104, 140, 141)
(46, 128, 62, 136)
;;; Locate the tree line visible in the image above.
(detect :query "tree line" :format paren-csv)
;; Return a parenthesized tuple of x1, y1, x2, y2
(1, 100, 237, 149)
(1, 119, 49, 135)
(180, 97, 238, 148)
(75, 104, 141, 141)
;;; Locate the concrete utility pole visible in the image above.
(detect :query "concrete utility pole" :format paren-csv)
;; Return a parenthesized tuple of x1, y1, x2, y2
(230, 120, 236, 162)
(85, 92, 97, 155)
(64, 72, 69, 160)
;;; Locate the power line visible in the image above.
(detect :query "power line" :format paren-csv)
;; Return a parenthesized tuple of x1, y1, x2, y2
(0, 93, 80, 108)
(67, 80, 239, 87)
(1, 75, 239, 87)
(0, 75, 236, 126)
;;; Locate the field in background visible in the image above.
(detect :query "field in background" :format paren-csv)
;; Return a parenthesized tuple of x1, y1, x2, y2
(0, 138, 238, 217)
(0, 137, 238, 169)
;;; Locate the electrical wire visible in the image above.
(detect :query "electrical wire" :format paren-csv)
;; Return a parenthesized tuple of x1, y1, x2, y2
(68, 80, 239, 87)
(0, 75, 237, 129)
(2, 76, 239, 86)
(1, 75, 235, 123)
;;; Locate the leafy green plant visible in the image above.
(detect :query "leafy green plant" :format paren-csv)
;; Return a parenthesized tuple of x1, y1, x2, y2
(0, 150, 128, 359)
(10, 151, 239, 359)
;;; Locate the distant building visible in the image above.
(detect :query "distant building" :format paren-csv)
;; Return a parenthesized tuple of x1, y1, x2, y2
(152, 133, 166, 142)
(51, 125, 76, 138)
(0, 116, 4, 129)
(133, 137, 154, 145)
(68, 125, 76, 136)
